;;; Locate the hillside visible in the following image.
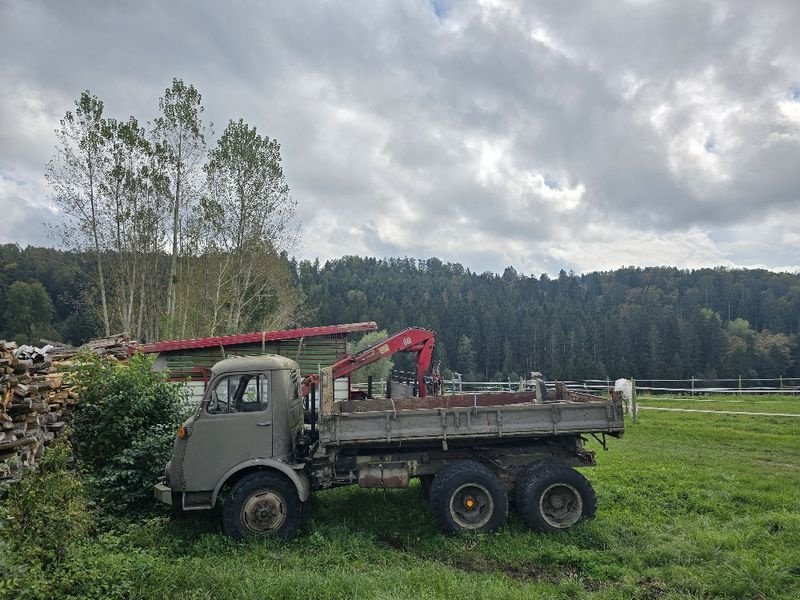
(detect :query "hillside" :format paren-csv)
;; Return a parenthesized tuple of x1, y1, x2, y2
(2, 245, 798, 380)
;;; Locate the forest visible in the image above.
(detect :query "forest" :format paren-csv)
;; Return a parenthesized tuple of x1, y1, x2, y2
(297, 257, 800, 381)
(1, 245, 798, 381)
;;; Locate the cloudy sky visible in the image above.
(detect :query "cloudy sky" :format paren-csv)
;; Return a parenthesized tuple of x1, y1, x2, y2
(1, 0, 799, 275)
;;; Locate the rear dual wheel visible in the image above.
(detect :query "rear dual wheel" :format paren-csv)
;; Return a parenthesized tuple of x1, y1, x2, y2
(429, 461, 508, 534)
(515, 463, 596, 533)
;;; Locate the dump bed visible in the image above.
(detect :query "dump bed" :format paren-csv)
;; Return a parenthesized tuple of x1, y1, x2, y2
(319, 389, 625, 447)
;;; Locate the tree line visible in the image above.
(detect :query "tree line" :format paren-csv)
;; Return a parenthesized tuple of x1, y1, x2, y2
(295, 257, 800, 381)
(2, 249, 798, 379)
(43, 79, 299, 342)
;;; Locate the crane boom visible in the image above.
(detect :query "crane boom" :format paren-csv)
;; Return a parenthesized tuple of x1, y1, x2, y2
(302, 327, 437, 398)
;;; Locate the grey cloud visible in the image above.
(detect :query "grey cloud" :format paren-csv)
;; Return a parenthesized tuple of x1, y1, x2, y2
(0, 0, 798, 275)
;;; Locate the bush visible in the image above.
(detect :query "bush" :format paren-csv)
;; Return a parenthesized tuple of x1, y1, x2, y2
(0, 436, 91, 567)
(68, 351, 188, 513)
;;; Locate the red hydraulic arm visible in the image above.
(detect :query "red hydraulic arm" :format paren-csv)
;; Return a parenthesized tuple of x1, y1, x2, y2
(302, 327, 437, 398)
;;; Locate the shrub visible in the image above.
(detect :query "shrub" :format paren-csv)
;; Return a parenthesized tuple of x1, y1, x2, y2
(0, 436, 91, 566)
(68, 351, 188, 513)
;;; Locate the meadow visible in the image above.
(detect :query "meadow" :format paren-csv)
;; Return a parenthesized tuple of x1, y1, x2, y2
(4, 395, 799, 599)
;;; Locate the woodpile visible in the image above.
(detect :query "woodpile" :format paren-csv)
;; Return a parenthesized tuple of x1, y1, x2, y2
(44, 333, 131, 361)
(0, 334, 130, 486)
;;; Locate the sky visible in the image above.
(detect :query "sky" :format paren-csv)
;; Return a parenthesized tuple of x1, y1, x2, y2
(1, 0, 799, 276)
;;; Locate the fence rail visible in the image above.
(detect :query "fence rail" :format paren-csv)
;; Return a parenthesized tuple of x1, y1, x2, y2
(350, 376, 800, 398)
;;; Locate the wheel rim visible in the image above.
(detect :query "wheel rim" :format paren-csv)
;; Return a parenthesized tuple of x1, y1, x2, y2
(241, 490, 287, 534)
(449, 483, 494, 529)
(539, 483, 582, 528)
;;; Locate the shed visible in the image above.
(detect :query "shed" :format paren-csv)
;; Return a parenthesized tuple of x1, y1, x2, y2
(138, 322, 377, 403)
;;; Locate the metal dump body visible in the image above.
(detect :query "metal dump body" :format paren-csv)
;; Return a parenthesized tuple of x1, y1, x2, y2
(319, 391, 624, 447)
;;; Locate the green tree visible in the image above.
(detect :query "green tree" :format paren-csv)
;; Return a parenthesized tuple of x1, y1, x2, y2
(46, 91, 111, 335)
(153, 79, 208, 336)
(200, 118, 298, 334)
(501, 338, 514, 377)
(754, 331, 794, 375)
(101, 115, 168, 341)
(723, 318, 757, 377)
(456, 335, 477, 380)
(347, 330, 395, 385)
(2, 281, 58, 344)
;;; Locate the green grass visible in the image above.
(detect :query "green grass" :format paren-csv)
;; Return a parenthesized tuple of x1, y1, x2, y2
(639, 393, 800, 415)
(5, 396, 800, 599)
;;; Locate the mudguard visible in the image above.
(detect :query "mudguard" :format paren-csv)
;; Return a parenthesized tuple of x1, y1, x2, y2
(211, 458, 311, 506)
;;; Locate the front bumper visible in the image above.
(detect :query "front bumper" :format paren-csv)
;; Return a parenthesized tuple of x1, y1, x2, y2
(154, 480, 173, 505)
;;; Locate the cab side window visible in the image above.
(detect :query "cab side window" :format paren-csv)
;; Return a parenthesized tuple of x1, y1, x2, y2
(237, 375, 265, 412)
(207, 374, 269, 414)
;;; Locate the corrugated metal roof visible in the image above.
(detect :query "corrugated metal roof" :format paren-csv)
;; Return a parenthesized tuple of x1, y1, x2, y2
(136, 322, 377, 353)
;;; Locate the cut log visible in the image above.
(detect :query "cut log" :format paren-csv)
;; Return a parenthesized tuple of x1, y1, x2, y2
(0, 436, 37, 451)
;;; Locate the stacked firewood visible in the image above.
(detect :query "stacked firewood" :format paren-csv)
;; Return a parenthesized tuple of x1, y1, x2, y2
(0, 341, 70, 482)
(0, 334, 130, 485)
(45, 333, 131, 361)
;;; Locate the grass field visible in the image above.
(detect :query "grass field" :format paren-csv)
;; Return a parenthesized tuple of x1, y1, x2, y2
(638, 394, 800, 415)
(11, 395, 800, 599)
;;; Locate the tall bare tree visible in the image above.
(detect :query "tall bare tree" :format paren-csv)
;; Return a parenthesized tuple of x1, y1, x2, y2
(201, 118, 299, 334)
(46, 83, 302, 342)
(101, 116, 169, 340)
(152, 79, 208, 337)
(46, 91, 111, 336)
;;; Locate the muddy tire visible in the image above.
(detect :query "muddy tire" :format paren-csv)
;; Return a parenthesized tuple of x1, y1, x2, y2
(222, 472, 302, 540)
(515, 463, 596, 533)
(429, 461, 508, 534)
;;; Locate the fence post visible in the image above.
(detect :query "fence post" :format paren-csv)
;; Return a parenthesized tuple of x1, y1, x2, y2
(631, 377, 637, 423)
(738, 375, 742, 396)
(691, 376, 695, 397)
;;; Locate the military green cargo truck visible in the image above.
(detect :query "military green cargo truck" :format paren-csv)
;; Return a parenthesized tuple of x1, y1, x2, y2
(155, 354, 624, 539)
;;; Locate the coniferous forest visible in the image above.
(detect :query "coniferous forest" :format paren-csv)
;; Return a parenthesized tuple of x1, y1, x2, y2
(2, 244, 798, 381)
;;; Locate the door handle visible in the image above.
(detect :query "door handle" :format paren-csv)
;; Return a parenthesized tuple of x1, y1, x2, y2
(256, 421, 272, 427)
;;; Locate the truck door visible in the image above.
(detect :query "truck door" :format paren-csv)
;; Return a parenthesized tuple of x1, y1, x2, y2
(182, 372, 273, 492)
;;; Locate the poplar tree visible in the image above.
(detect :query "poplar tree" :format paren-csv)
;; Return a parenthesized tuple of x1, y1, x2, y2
(201, 118, 298, 334)
(46, 92, 111, 336)
(152, 79, 208, 336)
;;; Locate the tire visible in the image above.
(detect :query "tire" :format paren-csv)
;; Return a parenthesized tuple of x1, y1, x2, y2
(515, 463, 597, 533)
(222, 472, 303, 540)
(418, 475, 434, 499)
(429, 461, 508, 534)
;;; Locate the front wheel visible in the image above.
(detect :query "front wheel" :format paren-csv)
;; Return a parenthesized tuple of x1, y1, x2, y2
(429, 461, 508, 534)
(222, 472, 303, 540)
(515, 463, 596, 533)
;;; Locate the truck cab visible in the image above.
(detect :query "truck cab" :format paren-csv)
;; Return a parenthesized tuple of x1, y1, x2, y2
(156, 355, 311, 537)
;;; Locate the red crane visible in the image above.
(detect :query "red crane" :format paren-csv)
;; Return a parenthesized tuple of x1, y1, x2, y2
(302, 327, 439, 398)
